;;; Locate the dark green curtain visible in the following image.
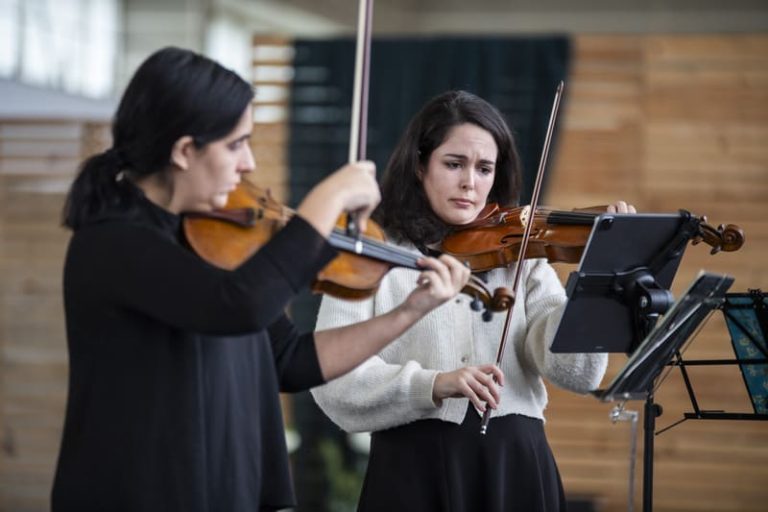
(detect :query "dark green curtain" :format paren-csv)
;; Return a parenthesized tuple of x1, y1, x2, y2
(286, 36, 571, 512)
(288, 36, 571, 207)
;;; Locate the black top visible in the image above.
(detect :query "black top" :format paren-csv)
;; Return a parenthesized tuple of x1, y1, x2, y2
(52, 188, 337, 512)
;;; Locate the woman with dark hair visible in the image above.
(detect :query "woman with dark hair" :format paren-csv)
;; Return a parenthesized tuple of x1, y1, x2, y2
(311, 90, 635, 511)
(52, 48, 470, 512)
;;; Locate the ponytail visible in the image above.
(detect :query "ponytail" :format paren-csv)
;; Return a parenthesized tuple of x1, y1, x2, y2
(61, 47, 254, 230)
(62, 148, 134, 230)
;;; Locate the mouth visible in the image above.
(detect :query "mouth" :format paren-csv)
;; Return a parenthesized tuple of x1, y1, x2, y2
(450, 198, 474, 208)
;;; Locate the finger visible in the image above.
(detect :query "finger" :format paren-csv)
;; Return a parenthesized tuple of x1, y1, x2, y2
(439, 254, 471, 289)
(628, 203, 637, 214)
(472, 371, 501, 404)
(416, 270, 435, 288)
(351, 207, 370, 231)
(460, 383, 486, 412)
(477, 364, 505, 386)
(417, 257, 450, 285)
(351, 160, 376, 176)
(430, 258, 453, 291)
(468, 377, 498, 409)
(491, 365, 505, 387)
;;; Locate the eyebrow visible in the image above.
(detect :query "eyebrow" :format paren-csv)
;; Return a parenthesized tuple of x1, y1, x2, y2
(443, 152, 496, 166)
(231, 133, 252, 144)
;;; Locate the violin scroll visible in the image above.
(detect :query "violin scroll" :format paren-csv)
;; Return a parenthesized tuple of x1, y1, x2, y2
(462, 281, 514, 313)
(693, 217, 745, 254)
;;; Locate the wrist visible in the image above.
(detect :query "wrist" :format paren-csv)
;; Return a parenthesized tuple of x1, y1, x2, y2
(296, 183, 344, 236)
(431, 372, 445, 407)
(394, 299, 427, 326)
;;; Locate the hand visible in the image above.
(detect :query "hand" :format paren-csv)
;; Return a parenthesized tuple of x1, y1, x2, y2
(322, 161, 380, 231)
(432, 364, 505, 412)
(402, 254, 471, 316)
(606, 200, 637, 214)
(297, 160, 379, 236)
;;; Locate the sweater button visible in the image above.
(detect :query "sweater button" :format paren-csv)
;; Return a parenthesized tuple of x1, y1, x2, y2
(461, 356, 469, 363)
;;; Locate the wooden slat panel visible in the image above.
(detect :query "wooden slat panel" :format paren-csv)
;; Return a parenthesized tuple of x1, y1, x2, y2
(547, 34, 768, 512)
(0, 118, 99, 512)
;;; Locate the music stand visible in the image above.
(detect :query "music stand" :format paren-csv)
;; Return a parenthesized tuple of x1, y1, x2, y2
(722, 291, 768, 416)
(671, 290, 768, 422)
(547, 210, 735, 511)
(594, 271, 734, 512)
(594, 272, 735, 403)
(551, 211, 704, 354)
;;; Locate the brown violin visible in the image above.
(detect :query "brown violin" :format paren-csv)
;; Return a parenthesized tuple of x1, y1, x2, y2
(183, 181, 513, 314)
(440, 203, 745, 272)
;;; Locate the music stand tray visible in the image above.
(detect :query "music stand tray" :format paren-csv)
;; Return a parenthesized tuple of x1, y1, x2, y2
(593, 271, 734, 402)
(551, 212, 700, 354)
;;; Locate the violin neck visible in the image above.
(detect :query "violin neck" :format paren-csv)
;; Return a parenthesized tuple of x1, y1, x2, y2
(545, 210, 598, 226)
(328, 230, 421, 270)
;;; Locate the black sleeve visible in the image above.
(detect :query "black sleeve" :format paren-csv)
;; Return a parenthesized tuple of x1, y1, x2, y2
(66, 216, 337, 335)
(267, 313, 325, 392)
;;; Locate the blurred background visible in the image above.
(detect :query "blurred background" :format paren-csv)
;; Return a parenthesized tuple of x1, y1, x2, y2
(1, 0, 767, 511)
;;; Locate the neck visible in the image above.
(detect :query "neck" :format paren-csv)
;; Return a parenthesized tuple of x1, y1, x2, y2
(134, 172, 179, 214)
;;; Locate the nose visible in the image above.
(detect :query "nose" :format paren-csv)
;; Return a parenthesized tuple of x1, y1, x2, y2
(239, 145, 256, 174)
(459, 168, 475, 190)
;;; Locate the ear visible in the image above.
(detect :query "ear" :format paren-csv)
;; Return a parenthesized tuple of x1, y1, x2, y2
(416, 164, 424, 181)
(170, 135, 197, 171)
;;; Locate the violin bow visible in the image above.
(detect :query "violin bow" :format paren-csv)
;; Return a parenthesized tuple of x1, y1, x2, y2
(345, 0, 374, 250)
(480, 81, 565, 435)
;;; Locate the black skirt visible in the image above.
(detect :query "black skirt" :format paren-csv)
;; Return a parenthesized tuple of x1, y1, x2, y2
(357, 405, 566, 512)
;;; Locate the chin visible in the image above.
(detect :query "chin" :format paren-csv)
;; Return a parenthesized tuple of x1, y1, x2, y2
(446, 212, 477, 226)
(211, 195, 229, 210)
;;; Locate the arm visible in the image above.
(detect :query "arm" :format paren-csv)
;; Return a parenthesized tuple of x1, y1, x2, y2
(69, 215, 336, 335)
(295, 161, 378, 237)
(523, 198, 635, 390)
(522, 259, 608, 393)
(310, 293, 442, 433)
(315, 255, 469, 381)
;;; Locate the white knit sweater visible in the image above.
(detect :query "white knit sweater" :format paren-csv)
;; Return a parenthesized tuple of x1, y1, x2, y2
(311, 257, 608, 433)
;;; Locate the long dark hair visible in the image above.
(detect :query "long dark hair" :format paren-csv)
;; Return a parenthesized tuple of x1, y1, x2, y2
(375, 90, 522, 247)
(62, 47, 254, 229)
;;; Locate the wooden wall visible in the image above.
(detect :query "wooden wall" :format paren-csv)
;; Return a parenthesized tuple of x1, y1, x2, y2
(0, 34, 766, 511)
(545, 35, 768, 512)
(0, 120, 110, 511)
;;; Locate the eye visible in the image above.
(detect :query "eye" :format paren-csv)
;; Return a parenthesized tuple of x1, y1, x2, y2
(445, 160, 462, 170)
(479, 166, 494, 176)
(228, 140, 244, 151)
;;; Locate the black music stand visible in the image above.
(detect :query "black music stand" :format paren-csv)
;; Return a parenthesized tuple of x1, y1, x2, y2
(592, 272, 734, 512)
(595, 272, 735, 402)
(548, 211, 734, 512)
(592, 272, 733, 512)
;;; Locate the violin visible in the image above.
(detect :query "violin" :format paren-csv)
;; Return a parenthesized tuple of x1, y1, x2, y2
(440, 203, 745, 273)
(183, 181, 513, 314)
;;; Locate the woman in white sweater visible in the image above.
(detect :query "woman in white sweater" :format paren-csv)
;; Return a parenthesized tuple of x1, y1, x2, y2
(311, 90, 634, 512)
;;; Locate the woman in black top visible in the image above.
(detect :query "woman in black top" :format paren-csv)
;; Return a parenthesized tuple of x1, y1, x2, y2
(52, 47, 470, 512)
